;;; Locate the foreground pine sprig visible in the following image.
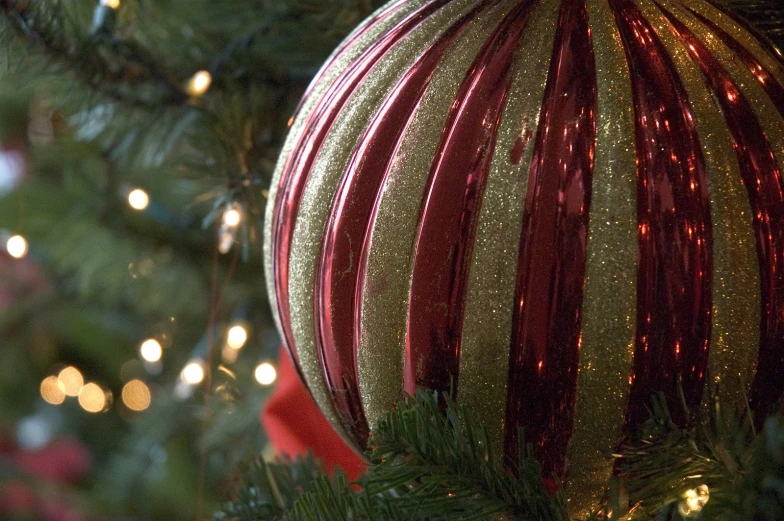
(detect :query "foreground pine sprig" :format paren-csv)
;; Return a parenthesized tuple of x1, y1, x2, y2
(215, 391, 569, 521)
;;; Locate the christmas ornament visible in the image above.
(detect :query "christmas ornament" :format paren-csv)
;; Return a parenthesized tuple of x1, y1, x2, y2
(263, 0, 784, 513)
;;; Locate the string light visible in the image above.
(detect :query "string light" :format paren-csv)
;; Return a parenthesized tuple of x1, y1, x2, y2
(678, 485, 710, 517)
(218, 202, 242, 254)
(57, 366, 84, 397)
(226, 324, 248, 350)
(223, 208, 241, 227)
(121, 379, 151, 412)
(6, 235, 28, 259)
(186, 71, 212, 97)
(78, 383, 107, 413)
(139, 338, 163, 363)
(40, 376, 66, 405)
(181, 360, 205, 385)
(254, 362, 277, 386)
(128, 188, 150, 211)
(100, 0, 120, 8)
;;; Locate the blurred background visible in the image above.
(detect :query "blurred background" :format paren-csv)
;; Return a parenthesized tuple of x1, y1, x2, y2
(0, 1, 781, 520)
(0, 0, 383, 519)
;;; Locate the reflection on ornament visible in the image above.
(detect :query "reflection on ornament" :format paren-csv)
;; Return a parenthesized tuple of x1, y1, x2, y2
(679, 485, 710, 517)
(78, 383, 107, 413)
(181, 360, 205, 385)
(128, 188, 150, 211)
(57, 366, 84, 397)
(254, 362, 277, 386)
(40, 376, 66, 405)
(263, 0, 784, 515)
(140, 338, 163, 362)
(186, 71, 212, 97)
(6, 235, 28, 259)
(227, 324, 248, 349)
(122, 379, 152, 412)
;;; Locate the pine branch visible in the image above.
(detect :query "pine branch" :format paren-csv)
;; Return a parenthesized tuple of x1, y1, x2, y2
(365, 392, 570, 521)
(0, 0, 187, 108)
(216, 392, 570, 521)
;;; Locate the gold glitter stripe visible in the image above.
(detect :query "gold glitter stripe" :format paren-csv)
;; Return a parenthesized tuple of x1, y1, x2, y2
(287, 0, 478, 447)
(357, 0, 518, 431)
(263, 0, 421, 334)
(458, 0, 560, 458)
(649, 0, 761, 413)
(678, 0, 784, 87)
(568, 0, 637, 516)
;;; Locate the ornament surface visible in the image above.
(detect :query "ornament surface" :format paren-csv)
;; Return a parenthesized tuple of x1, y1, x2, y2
(264, 0, 784, 513)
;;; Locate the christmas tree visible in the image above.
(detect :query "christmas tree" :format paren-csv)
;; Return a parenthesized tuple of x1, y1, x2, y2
(1, 1, 784, 520)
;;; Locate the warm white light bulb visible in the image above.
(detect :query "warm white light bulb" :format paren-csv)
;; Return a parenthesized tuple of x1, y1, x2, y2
(139, 339, 163, 363)
(57, 366, 84, 397)
(223, 208, 241, 227)
(122, 379, 151, 412)
(40, 376, 66, 405)
(226, 325, 248, 350)
(254, 363, 277, 386)
(78, 382, 107, 413)
(187, 71, 212, 97)
(128, 189, 150, 211)
(6, 235, 28, 259)
(181, 360, 205, 385)
(678, 485, 710, 517)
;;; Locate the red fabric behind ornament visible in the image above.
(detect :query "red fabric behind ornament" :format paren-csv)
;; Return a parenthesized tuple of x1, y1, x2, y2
(262, 346, 367, 480)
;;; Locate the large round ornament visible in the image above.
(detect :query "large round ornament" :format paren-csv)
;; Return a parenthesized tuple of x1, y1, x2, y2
(264, 0, 784, 513)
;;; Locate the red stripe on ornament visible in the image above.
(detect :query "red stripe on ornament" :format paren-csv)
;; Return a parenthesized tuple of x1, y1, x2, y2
(684, 6, 784, 116)
(270, 0, 449, 375)
(609, 0, 713, 430)
(316, 6, 483, 448)
(403, 0, 538, 397)
(657, 1, 784, 427)
(503, 0, 597, 476)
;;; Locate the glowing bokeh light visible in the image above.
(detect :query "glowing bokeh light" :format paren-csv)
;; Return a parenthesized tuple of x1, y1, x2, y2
(223, 208, 241, 227)
(57, 366, 84, 397)
(187, 71, 212, 96)
(181, 360, 205, 385)
(139, 338, 163, 362)
(6, 235, 28, 259)
(226, 324, 248, 349)
(78, 383, 107, 413)
(254, 363, 277, 386)
(40, 376, 66, 405)
(122, 379, 151, 412)
(128, 189, 150, 211)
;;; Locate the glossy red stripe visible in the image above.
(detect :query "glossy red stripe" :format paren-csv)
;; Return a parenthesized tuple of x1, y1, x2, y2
(270, 0, 449, 376)
(316, 7, 483, 448)
(609, 0, 712, 430)
(657, 1, 784, 427)
(404, 0, 538, 397)
(503, 0, 597, 474)
(684, 5, 784, 116)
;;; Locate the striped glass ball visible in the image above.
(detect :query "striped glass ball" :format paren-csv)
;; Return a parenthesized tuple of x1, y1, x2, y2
(264, 0, 784, 512)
